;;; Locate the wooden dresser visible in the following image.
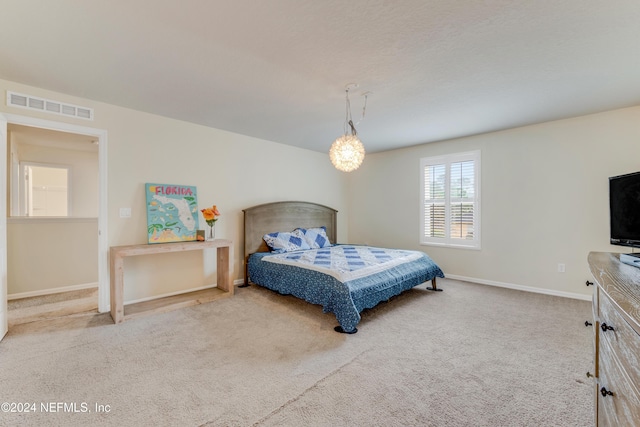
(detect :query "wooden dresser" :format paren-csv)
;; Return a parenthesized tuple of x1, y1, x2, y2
(588, 252, 640, 426)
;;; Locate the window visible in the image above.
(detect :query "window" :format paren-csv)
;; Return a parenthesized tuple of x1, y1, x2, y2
(420, 150, 480, 249)
(20, 163, 71, 217)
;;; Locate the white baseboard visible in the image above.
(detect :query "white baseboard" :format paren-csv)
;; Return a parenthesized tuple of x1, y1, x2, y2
(124, 279, 246, 306)
(444, 274, 592, 301)
(8, 282, 99, 300)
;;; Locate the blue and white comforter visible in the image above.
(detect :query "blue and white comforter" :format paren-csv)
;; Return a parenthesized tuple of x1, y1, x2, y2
(264, 245, 425, 282)
(248, 245, 444, 332)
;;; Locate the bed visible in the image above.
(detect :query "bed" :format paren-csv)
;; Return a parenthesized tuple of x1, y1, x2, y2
(243, 201, 445, 333)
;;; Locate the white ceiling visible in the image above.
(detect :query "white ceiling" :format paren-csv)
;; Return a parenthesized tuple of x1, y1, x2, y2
(1, 1, 639, 154)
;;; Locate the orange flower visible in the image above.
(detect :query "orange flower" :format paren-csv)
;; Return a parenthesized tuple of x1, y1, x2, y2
(201, 205, 221, 226)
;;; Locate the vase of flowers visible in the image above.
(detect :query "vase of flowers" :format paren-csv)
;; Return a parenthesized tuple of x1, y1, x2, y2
(201, 205, 221, 241)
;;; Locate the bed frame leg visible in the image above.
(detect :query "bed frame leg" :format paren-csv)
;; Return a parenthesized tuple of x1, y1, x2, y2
(426, 278, 443, 292)
(239, 276, 251, 287)
(239, 264, 251, 287)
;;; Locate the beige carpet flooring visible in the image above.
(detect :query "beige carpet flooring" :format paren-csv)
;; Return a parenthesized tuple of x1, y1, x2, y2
(0, 278, 593, 426)
(8, 287, 98, 328)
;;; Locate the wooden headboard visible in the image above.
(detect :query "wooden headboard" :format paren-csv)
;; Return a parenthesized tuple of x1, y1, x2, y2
(243, 200, 338, 262)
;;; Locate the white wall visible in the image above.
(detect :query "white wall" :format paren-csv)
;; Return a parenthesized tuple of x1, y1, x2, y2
(347, 106, 640, 298)
(1, 78, 349, 303)
(7, 218, 98, 294)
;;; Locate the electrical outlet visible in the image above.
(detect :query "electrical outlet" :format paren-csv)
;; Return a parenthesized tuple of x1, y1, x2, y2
(558, 263, 566, 273)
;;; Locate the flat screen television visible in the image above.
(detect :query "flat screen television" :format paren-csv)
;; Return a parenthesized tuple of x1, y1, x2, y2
(610, 171, 640, 248)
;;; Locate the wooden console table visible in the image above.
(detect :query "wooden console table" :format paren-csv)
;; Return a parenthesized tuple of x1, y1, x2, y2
(110, 239, 234, 324)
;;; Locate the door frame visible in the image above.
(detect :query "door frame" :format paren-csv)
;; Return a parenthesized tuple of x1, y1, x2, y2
(0, 114, 7, 341)
(3, 113, 109, 313)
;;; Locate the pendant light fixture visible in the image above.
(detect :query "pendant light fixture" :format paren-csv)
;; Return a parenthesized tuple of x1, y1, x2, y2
(329, 84, 369, 172)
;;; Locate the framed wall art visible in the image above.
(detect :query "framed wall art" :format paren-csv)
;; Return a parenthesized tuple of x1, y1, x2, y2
(145, 183, 199, 244)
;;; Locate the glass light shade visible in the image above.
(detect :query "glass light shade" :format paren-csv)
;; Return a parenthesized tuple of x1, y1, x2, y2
(329, 135, 365, 172)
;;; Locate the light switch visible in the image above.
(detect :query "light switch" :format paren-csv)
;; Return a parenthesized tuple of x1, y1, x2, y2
(119, 207, 132, 218)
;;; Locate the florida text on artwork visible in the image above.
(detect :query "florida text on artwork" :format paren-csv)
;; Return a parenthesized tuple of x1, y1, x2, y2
(150, 185, 195, 196)
(145, 183, 199, 243)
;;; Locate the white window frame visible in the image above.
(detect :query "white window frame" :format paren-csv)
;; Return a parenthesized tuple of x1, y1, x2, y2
(420, 150, 481, 249)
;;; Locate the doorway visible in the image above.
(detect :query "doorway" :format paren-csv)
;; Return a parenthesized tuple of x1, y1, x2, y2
(1, 113, 108, 336)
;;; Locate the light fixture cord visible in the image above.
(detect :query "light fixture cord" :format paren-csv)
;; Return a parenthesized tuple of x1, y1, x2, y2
(344, 88, 368, 136)
(344, 89, 352, 135)
(358, 93, 368, 124)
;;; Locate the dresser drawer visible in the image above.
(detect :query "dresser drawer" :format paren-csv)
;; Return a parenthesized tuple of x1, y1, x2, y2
(598, 340, 640, 427)
(598, 291, 640, 390)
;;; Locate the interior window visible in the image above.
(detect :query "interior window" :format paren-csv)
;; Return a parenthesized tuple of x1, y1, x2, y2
(22, 163, 70, 217)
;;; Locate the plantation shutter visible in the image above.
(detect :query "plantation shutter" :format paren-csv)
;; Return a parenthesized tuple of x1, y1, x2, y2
(423, 163, 446, 239)
(420, 151, 480, 249)
(449, 160, 475, 241)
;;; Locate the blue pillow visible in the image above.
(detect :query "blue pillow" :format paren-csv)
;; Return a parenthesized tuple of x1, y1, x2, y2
(295, 226, 332, 249)
(263, 229, 311, 253)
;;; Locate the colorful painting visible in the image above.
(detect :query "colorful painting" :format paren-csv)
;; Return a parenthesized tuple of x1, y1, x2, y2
(145, 183, 199, 244)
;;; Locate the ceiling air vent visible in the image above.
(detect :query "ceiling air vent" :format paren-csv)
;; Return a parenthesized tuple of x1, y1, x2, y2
(6, 91, 94, 121)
